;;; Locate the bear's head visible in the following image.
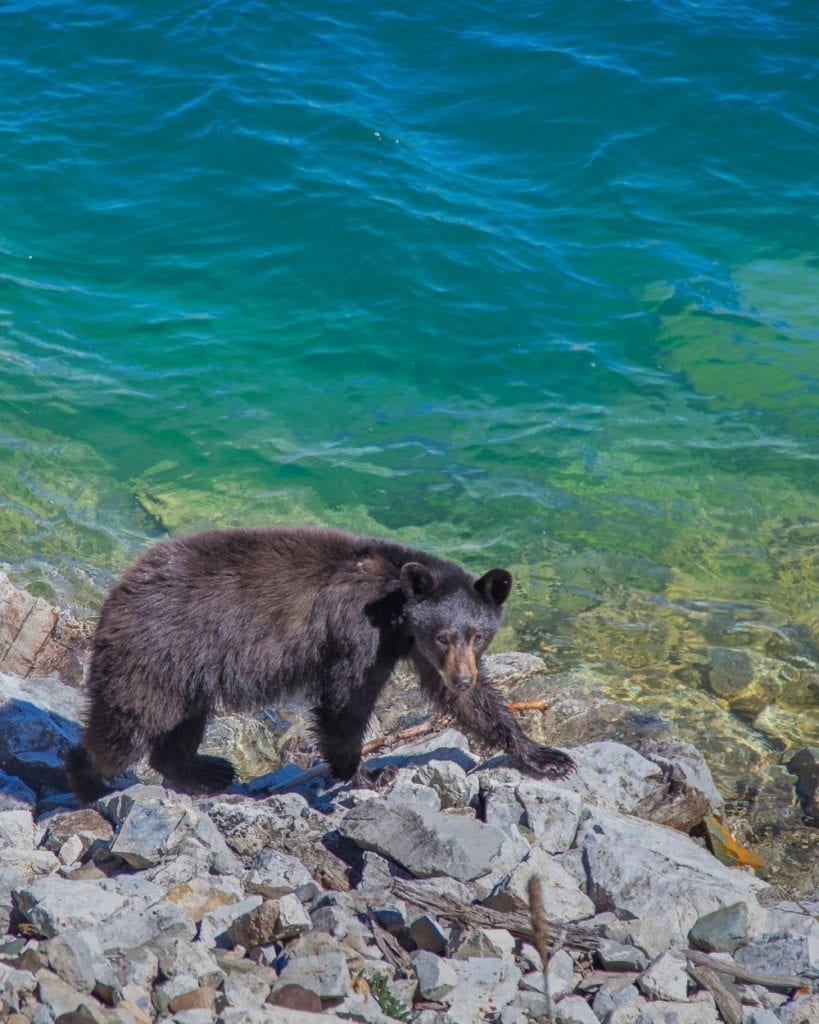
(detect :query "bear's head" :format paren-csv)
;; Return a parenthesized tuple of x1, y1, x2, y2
(399, 562, 512, 693)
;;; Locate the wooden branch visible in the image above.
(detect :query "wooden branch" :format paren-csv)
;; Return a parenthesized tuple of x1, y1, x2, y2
(688, 965, 742, 1024)
(684, 950, 807, 991)
(391, 880, 601, 953)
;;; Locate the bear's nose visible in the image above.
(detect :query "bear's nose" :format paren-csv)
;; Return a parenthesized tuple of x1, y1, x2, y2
(452, 674, 473, 689)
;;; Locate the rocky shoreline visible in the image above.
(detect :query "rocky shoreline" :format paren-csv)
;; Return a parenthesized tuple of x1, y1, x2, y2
(1, 573, 817, 1023)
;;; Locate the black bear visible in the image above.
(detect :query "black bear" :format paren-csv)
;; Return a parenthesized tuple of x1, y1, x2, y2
(66, 526, 575, 803)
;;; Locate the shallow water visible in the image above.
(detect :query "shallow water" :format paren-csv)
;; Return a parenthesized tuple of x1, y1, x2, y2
(1, 2, 817, 855)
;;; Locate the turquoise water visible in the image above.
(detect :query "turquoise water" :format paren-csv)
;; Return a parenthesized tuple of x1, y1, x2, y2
(1, 4, 817, 768)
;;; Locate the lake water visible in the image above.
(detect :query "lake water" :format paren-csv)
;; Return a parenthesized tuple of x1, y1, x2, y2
(1, 1, 817, 866)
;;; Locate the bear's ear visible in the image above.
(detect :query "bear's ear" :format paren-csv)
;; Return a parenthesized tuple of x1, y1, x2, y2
(474, 568, 513, 607)
(399, 562, 437, 602)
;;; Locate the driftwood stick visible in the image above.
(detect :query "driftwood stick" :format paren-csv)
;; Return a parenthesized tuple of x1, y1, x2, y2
(688, 965, 742, 1024)
(391, 880, 601, 953)
(684, 949, 807, 991)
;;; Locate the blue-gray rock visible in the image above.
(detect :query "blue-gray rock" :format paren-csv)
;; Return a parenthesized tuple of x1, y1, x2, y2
(688, 901, 749, 953)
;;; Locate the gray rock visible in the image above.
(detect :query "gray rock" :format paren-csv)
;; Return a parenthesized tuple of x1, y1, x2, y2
(0, 808, 36, 849)
(409, 913, 449, 954)
(0, 962, 38, 1012)
(156, 939, 222, 988)
(108, 790, 241, 874)
(637, 950, 689, 1001)
(636, 739, 725, 827)
(516, 779, 584, 853)
(370, 727, 478, 773)
(776, 994, 819, 1023)
(245, 848, 319, 900)
(45, 930, 105, 993)
(15, 877, 129, 937)
(0, 672, 83, 792)
(592, 977, 642, 1021)
(519, 949, 575, 1000)
(443, 957, 523, 1024)
(743, 1010, 781, 1024)
(274, 952, 352, 1001)
(577, 805, 767, 955)
(633, 994, 719, 1023)
(339, 800, 509, 882)
(0, 768, 37, 810)
(554, 994, 599, 1023)
(689, 901, 749, 953)
(199, 895, 263, 948)
(221, 963, 275, 1008)
(34, 967, 86, 1018)
(482, 779, 525, 831)
(596, 940, 649, 972)
(451, 927, 516, 962)
(485, 845, 595, 922)
(411, 760, 478, 809)
(411, 950, 458, 1000)
(735, 935, 819, 979)
(382, 777, 442, 811)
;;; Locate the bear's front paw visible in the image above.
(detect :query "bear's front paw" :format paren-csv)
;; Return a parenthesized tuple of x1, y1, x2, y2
(513, 743, 576, 779)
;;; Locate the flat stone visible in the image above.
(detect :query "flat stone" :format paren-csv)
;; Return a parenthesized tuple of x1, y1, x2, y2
(339, 800, 509, 882)
(165, 878, 238, 923)
(577, 805, 767, 955)
(637, 950, 689, 1001)
(596, 940, 649, 972)
(735, 935, 819, 979)
(485, 845, 595, 923)
(689, 901, 749, 953)
(15, 877, 129, 937)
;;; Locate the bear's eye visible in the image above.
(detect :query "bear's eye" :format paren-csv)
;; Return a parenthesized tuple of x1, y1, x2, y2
(435, 633, 449, 647)
(473, 633, 484, 647)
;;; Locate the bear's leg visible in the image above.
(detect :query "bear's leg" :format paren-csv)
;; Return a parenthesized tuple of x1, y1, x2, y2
(66, 703, 152, 804)
(411, 651, 575, 778)
(148, 712, 237, 794)
(313, 698, 374, 783)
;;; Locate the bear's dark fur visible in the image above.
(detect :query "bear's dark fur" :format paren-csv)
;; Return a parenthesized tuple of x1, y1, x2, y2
(65, 526, 575, 803)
